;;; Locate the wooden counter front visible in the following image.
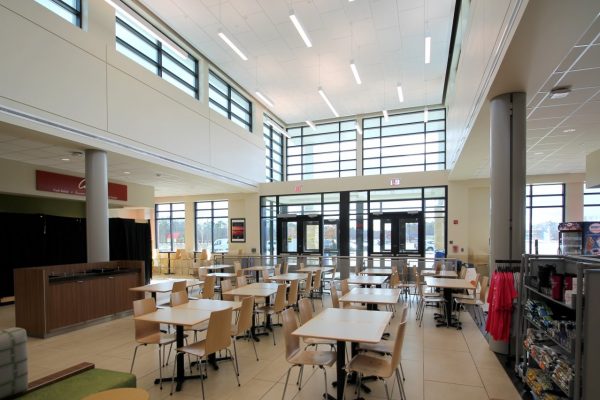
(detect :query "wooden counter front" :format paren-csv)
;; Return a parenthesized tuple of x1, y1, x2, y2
(14, 260, 145, 337)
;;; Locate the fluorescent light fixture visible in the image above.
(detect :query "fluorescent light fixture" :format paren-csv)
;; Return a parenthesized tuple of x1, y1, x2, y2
(424, 108, 429, 123)
(306, 120, 317, 131)
(318, 87, 339, 117)
(550, 86, 571, 99)
(425, 36, 431, 64)
(104, 0, 187, 59)
(350, 61, 362, 84)
(289, 13, 312, 48)
(396, 85, 404, 102)
(382, 109, 389, 121)
(356, 125, 362, 135)
(61, 158, 70, 161)
(562, 128, 576, 133)
(218, 31, 248, 61)
(255, 91, 274, 108)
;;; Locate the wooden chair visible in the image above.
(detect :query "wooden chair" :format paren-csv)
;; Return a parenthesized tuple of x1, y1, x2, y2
(221, 279, 234, 301)
(281, 308, 336, 400)
(340, 279, 351, 295)
(358, 304, 409, 382)
(297, 298, 335, 351)
(416, 277, 446, 327)
(170, 308, 239, 397)
(262, 268, 272, 283)
(286, 279, 300, 310)
(298, 272, 313, 302)
(236, 276, 247, 287)
(231, 296, 258, 375)
(170, 291, 208, 341)
(344, 307, 409, 400)
(330, 284, 341, 308)
(311, 270, 324, 308)
(255, 283, 287, 345)
(454, 276, 489, 326)
(201, 275, 216, 299)
(323, 264, 337, 294)
(281, 263, 289, 274)
(130, 298, 177, 389)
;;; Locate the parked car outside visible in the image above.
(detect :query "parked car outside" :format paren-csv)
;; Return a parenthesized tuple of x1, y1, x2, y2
(213, 238, 229, 253)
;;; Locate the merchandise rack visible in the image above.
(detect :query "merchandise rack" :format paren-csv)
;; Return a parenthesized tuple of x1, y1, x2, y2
(515, 255, 600, 399)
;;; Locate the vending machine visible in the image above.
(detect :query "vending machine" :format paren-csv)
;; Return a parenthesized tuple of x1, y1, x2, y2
(558, 221, 600, 255)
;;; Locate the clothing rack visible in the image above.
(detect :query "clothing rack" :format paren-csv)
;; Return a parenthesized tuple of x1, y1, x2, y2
(494, 260, 522, 272)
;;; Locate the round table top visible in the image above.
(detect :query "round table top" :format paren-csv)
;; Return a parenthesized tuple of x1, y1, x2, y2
(82, 388, 149, 400)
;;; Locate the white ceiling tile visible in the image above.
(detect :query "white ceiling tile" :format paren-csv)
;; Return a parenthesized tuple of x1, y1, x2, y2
(528, 103, 580, 120)
(562, 67, 600, 89)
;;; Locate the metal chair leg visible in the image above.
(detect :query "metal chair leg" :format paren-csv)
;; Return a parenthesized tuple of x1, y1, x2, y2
(130, 344, 141, 373)
(228, 349, 240, 386)
(383, 379, 391, 400)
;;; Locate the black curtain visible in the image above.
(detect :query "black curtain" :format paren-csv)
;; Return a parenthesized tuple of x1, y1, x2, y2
(0, 213, 152, 298)
(109, 218, 152, 283)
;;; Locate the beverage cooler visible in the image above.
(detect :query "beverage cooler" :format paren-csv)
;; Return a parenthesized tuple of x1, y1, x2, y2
(558, 221, 600, 255)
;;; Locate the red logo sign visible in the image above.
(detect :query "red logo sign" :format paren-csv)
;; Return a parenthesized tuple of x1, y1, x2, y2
(36, 170, 128, 201)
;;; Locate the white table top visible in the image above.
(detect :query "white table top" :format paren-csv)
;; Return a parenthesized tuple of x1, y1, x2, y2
(359, 268, 393, 276)
(346, 275, 388, 286)
(201, 264, 233, 270)
(244, 266, 274, 271)
(270, 273, 309, 281)
(134, 307, 212, 326)
(208, 272, 237, 278)
(340, 287, 402, 305)
(175, 299, 241, 311)
(223, 282, 282, 297)
(295, 266, 334, 273)
(424, 277, 476, 290)
(129, 279, 203, 293)
(420, 270, 458, 278)
(292, 308, 392, 343)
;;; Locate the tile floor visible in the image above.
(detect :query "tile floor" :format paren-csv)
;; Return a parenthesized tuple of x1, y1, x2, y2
(0, 283, 523, 400)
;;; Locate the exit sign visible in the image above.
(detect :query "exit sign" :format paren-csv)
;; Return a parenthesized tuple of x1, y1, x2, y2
(294, 184, 302, 192)
(390, 178, 401, 186)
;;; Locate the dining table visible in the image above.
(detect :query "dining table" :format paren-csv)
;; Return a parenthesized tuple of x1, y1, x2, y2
(269, 272, 308, 282)
(340, 287, 402, 310)
(420, 270, 458, 278)
(243, 265, 274, 282)
(358, 268, 393, 276)
(134, 307, 213, 391)
(129, 279, 203, 300)
(346, 274, 388, 287)
(424, 277, 476, 328)
(295, 266, 334, 274)
(292, 308, 393, 400)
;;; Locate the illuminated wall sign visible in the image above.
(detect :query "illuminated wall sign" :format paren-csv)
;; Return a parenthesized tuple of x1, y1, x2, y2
(390, 178, 401, 186)
(36, 170, 128, 201)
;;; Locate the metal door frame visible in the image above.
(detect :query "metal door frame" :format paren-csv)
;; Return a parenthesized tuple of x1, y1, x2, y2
(367, 211, 425, 257)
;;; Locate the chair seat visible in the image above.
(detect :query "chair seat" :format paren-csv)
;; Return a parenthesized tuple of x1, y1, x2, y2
(255, 305, 278, 315)
(423, 291, 441, 298)
(452, 292, 476, 300)
(423, 297, 445, 304)
(455, 298, 484, 306)
(137, 332, 178, 346)
(347, 354, 393, 378)
(288, 350, 336, 367)
(358, 340, 393, 355)
(177, 340, 208, 358)
(304, 337, 336, 347)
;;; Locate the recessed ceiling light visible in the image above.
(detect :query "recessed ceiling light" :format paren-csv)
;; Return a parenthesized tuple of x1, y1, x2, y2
(255, 91, 274, 108)
(535, 152, 544, 155)
(318, 87, 339, 117)
(289, 12, 312, 48)
(423, 108, 429, 123)
(306, 120, 317, 131)
(549, 86, 571, 99)
(61, 158, 70, 161)
(350, 61, 362, 85)
(218, 31, 248, 61)
(562, 128, 576, 133)
(123, 171, 131, 175)
(382, 110, 389, 121)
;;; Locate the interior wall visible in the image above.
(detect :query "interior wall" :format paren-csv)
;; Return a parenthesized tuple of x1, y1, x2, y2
(0, 193, 86, 217)
(0, 0, 265, 187)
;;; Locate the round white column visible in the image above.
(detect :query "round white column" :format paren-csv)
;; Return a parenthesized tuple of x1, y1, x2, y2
(85, 149, 110, 262)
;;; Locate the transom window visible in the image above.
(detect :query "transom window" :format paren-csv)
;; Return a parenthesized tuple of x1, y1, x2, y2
(116, 12, 198, 98)
(362, 109, 446, 175)
(195, 201, 229, 253)
(35, 0, 81, 27)
(155, 203, 186, 252)
(286, 121, 357, 181)
(209, 71, 252, 132)
(525, 184, 565, 254)
(584, 185, 600, 221)
(264, 115, 284, 182)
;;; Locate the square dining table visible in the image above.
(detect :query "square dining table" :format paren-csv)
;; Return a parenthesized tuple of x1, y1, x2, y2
(346, 275, 388, 287)
(292, 308, 392, 400)
(420, 270, 458, 278)
(243, 265, 274, 282)
(424, 277, 476, 327)
(340, 287, 402, 310)
(295, 266, 334, 274)
(134, 307, 213, 391)
(359, 268, 393, 276)
(129, 279, 203, 299)
(269, 272, 309, 282)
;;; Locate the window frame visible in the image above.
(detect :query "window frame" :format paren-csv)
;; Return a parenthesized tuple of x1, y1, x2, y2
(115, 15, 199, 99)
(525, 183, 565, 254)
(584, 185, 600, 221)
(208, 71, 253, 132)
(194, 201, 229, 253)
(35, 0, 82, 27)
(263, 116, 284, 182)
(155, 202, 186, 252)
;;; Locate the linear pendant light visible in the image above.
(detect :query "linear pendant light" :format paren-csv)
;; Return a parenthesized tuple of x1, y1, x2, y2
(397, 84, 404, 103)
(350, 61, 362, 85)
(255, 91, 274, 108)
(306, 120, 317, 131)
(382, 109, 389, 121)
(425, 36, 431, 64)
(218, 31, 248, 61)
(289, 12, 312, 48)
(318, 87, 339, 117)
(104, 0, 187, 59)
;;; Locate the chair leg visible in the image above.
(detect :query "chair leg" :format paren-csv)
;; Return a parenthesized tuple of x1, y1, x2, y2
(249, 330, 259, 361)
(321, 366, 329, 399)
(130, 344, 142, 373)
(228, 349, 241, 386)
(383, 379, 391, 400)
(396, 367, 406, 400)
(282, 365, 296, 400)
(169, 352, 177, 395)
(200, 357, 206, 400)
(232, 338, 240, 376)
(298, 365, 304, 389)
(400, 360, 405, 381)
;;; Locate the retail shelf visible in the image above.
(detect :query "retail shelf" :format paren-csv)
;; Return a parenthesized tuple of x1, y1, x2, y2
(524, 315, 573, 357)
(527, 347, 572, 397)
(524, 284, 574, 310)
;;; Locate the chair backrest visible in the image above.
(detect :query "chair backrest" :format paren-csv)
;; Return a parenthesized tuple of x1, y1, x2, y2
(197, 267, 208, 278)
(389, 305, 409, 371)
(274, 264, 281, 275)
(298, 298, 313, 325)
(303, 272, 313, 293)
(170, 290, 189, 307)
(313, 270, 322, 290)
(234, 261, 242, 272)
(273, 284, 287, 312)
(133, 298, 159, 340)
(281, 307, 301, 361)
(330, 285, 340, 308)
(202, 275, 216, 299)
(221, 279, 233, 300)
(299, 262, 305, 270)
(205, 308, 233, 354)
(262, 268, 272, 283)
(235, 296, 255, 335)
(287, 280, 299, 307)
(468, 273, 481, 297)
(464, 267, 477, 283)
(479, 276, 489, 302)
(459, 267, 467, 279)
(281, 263, 289, 274)
(172, 280, 187, 293)
(236, 276, 247, 287)
(341, 279, 350, 295)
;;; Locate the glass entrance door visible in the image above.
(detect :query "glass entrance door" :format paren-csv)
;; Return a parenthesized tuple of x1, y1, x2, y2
(368, 212, 424, 256)
(277, 215, 323, 255)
